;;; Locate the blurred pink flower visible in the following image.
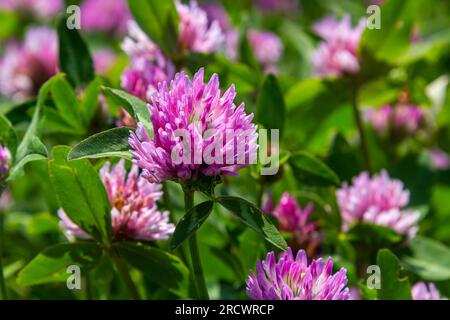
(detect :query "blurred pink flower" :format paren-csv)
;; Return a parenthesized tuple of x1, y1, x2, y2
(312, 15, 365, 77)
(121, 21, 160, 59)
(121, 21, 175, 101)
(0, 0, 63, 18)
(270, 192, 321, 254)
(116, 108, 137, 128)
(93, 49, 117, 75)
(58, 160, 174, 241)
(261, 193, 274, 213)
(393, 105, 424, 133)
(336, 170, 420, 238)
(176, 0, 225, 53)
(224, 29, 239, 61)
(364, 105, 392, 135)
(428, 148, 450, 170)
(201, 2, 238, 60)
(121, 56, 175, 101)
(0, 145, 11, 180)
(412, 282, 445, 300)
(348, 287, 361, 300)
(246, 248, 349, 300)
(81, 0, 131, 36)
(200, 3, 232, 32)
(58, 210, 91, 240)
(248, 29, 283, 73)
(0, 26, 58, 102)
(129, 68, 258, 183)
(364, 104, 425, 137)
(0, 189, 12, 211)
(120, 2, 232, 103)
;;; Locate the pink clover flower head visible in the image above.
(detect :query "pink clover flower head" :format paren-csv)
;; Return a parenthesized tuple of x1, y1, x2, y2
(129, 68, 258, 184)
(200, 2, 238, 60)
(200, 3, 232, 32)
(0, 0, 63, 18)
(364, 104, 425, 136)
(246, 248, 349, 300)
(336, 170, 420, 238)
(176, 0, 225, 53)
(121, 21, 176, 101)
(311, 15, 366, 77)
(392, 104, 424, 134)
(247, 29, 283, 74)
(0, 145, 12, 180)
(0, 26, 58, 102)
(80, 0, 131, 36)
(271, 193, 320, 251)
(428, 148, 450, 170)
(412, 282, 445, 300)
(58, 160, 174, 241)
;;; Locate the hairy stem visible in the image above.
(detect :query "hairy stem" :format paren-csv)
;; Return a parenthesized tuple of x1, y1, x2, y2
(183, 188, 209, 300)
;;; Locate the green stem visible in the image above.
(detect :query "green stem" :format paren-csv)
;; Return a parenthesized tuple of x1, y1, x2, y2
(163, 182, 193, 290)
(351, 80, 372, 173)
(0, 211, 7, 300)
(183, 188, 209, 300)
(111, 249, 140, 300)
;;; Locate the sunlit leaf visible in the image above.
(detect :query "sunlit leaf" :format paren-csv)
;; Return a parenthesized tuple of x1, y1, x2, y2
(217, 196, 287, 251)
(17, 243, 101, 286)
(68, 127, 133, 161)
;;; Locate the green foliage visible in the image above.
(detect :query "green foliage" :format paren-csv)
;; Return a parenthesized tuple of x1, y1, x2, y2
(68, 127, 133, 161)
(285, 78, 326, 111)
(0, 11, 18, 40)
(217, 196, 287, 251)
(45, 76, 102, 135)
(361, 0, 418, 64)
(170, 201, 214, 250)
(115, 242, 189, 297)
(404, 237, 450, 281)
(8, 74, 64, 182)
(102, 87, 152, 134)
(127, 0, 179, 57)
(1, 0, 449, 301)
(48, 146, 112, 244)
(377, 249, 412, 300)
(17, 243, 101, 286)
(0, 115, 18, 156)
(325, 132, 361, 182)
(57, 19, 94, 86)
(347, 223, 403, 247)
(256, 75, 286, 138)
(283, 78, 351, 152)
(289, 151, 341, 187)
